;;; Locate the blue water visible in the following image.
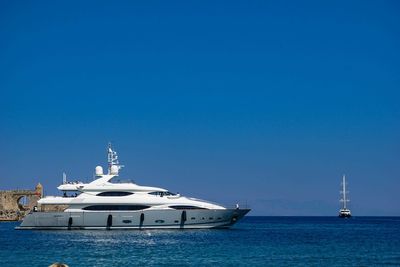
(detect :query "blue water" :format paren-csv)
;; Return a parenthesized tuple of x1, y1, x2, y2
(1, 217, 399, 266)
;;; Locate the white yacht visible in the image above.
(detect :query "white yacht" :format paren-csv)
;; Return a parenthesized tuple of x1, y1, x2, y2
(16, 144, 250, 230)
(338, 174, 351, 218)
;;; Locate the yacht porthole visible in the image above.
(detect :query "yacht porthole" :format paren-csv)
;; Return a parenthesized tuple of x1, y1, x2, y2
(155, 220, 165, 223)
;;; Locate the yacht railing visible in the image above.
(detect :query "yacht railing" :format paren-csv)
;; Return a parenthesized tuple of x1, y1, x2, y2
(187, 197, 224, 207)
(187, 197, 250, 209)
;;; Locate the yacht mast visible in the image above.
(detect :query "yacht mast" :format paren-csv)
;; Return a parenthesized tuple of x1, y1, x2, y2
(107, 142, 124, 174)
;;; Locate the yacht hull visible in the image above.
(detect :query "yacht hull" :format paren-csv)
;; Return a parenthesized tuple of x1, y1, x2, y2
(15, 208, 250, 230)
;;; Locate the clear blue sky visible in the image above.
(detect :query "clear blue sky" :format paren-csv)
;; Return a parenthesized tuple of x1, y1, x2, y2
(1, 1, 399, 215)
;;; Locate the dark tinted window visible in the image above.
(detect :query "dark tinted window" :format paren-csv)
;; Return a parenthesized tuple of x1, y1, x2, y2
(83, 205, 149, 211)
(169, 205, 207, 210)
(97, 192, 133, 197)
(148, 191, 176, 196)
(109, 177, 135, 184)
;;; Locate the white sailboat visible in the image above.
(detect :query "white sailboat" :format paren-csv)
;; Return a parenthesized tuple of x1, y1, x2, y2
(339, 175, 351, 218)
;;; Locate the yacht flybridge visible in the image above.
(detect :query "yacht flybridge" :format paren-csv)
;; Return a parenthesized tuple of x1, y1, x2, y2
(339, 175, 351, 218)
(16, 144, 250, 230)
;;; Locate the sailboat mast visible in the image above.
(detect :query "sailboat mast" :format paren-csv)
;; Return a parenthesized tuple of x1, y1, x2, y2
(342, 175, 347, 209)
(339, 174, 351, 217)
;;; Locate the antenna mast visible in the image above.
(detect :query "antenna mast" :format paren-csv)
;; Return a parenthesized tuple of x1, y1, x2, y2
(62, 172, 67, 184)
(107, 142, 124, 174)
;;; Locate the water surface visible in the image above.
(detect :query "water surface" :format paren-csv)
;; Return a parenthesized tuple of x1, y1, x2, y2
(1, 217, 399, 266)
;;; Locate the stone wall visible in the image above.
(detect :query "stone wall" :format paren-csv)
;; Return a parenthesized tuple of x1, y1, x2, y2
(0, 183, 43, 221)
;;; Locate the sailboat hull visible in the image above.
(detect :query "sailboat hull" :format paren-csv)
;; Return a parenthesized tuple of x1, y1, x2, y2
(338, 209, 351, 218)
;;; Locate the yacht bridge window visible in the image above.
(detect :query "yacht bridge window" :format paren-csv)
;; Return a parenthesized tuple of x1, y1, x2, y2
(109, 177, 135, 184)
(96, 192, 134, 197)
(82, 205, 150, 211)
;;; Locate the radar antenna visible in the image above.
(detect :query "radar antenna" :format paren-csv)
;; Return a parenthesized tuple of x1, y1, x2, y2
(107, 142, 124, 174)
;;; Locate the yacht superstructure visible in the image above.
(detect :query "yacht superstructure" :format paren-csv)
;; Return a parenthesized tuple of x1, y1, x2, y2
(16, 144, 250, 229)
(338, 174, 351, 218)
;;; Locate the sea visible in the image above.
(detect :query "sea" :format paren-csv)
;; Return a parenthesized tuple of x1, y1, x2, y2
(1, 216, 399, 266)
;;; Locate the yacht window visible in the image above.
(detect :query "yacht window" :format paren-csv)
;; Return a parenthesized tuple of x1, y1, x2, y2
(169, 205, 207, 210)
(96, 192, 133, 197)
(148, 191, 176, 196)
(82, 205, 150, 211)
(155, 220, 165, 223)
(62, 191, 81, 198)
(109, 177, 135, 184)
